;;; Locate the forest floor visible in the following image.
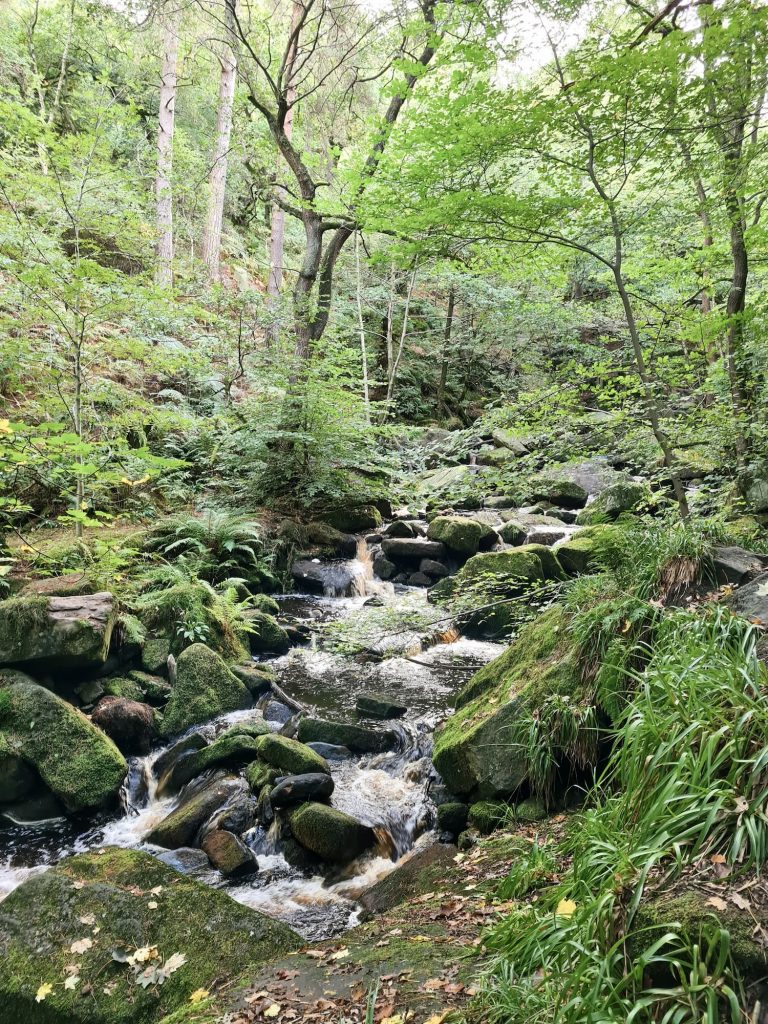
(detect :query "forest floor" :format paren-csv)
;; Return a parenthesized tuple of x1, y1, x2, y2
(222, 818, 570, 1024)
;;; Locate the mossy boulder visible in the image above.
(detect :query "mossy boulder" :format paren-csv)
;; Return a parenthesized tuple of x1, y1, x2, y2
(322, 505, 382, 533)
(160, 644, 251, 737)
(513, 797, 547, 822)
(426, 516, 494, 555)
(128, 671, 172, 705)
(530, 476, 588, 509)
(255, 733, 330, 775)
(432, 607, 583, 799)
(160, 727, 267, 792)
(244, 759, 280, 795)
(140, 636, 171, 675)
(147, 773, 247, 848)
(201, 829, 257, 879)
(359, 843, 459, 914)
(0, 593, 115, 670)
(103, 676, 145, 703)
(436, 802, 469, 835)
(250, 594, 280, 616)
(244, 610, 290, 654)
(556, 525, 624, 575)
(0, 681, 127, 812)
(468, 800, 508, 835)
(576, 481, 651, 525)
(0, 847, 300, 1023)
(232, 663, 274, 697)
(297, 717, 398, 753)
(289, 802, 375, 863)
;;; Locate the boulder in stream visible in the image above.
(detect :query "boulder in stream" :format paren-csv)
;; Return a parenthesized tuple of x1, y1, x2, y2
(0, 592, 115, 670)
(576, 480, 651, 524)
(426, 515, 495, 554)
(244, 610, 290, 653)
(147, 772, 247, 848)
(91, 695, 157, 755)
(0, 847, 300, 1023)
(298, 716, 398, 753)
(289, 801, 375, 863)
(322, 504, 382, 533)
(0, 680, 127, 812)
(356, 692, 407, 719)
(381, 537, 446, 564)
(359, 842, 459, 914)
(158, 726, 266, 793)
(270, 772, 335, 807)
(202, 828, 258, 878)
(160, 643, 251, 737)
(255, 733, 330, 775)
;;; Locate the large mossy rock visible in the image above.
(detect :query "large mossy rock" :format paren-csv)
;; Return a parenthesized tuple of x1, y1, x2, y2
(556, 525, 624, 575)
(426, 516, 494, 555)
(255, 733, 329, 775)
(576, 481, 651, 525)
(147, 773, 247, 848)
(0, 593, 114, 670)
(159, 726, 267, 792)
(289, 802, 375, 863)
(244, 611, 290, 653)
(297, 717, 398, 753)
(529, 477, 587, 509)
(322, 505, 382, 533)
(432, 607, 583, 799)
(0, 681, 127, 812)
(0, 847, 300, 1024)
(160, 644, 250, 737)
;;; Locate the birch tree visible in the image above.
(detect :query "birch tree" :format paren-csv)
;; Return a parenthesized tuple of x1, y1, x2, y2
(155, 5, 181, 289)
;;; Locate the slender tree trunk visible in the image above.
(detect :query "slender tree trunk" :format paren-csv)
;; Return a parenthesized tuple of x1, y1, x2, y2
(386, 266, 417, 408)
(437, 284, 455, 418)
(202, 0, 237, 283)
(266, 0, 302, 346)
(155, 7, 180, 289)
(354, 232, 370, 422)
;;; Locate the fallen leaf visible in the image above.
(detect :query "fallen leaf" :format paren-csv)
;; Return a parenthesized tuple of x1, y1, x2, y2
(423, 1014, 448, 1024)
(304, 949, 325, 959)
(329, 948, 349, 961)
(706, 896, 728, 911)
(35, 983, 53, 1003)
(150, 886, 163, 896)
(70, 938, 94, 954)
(189, 988, 210, 1004)
(78, 914, 96, 926)
(711, 854, 727, 864)
(64, 975, 80, 991)
(730, 892, 751, 910)
(556, 899, 577, 918)
(381, 1013, 413, 1024)
(734, 797, 749, 813)
(147, 901, 158, 910)
(163, 952, 187, 975)
(264, 1004, 281, 1018)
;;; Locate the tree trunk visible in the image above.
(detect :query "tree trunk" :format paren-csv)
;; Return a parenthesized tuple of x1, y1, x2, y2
(201, 0, 237, 283)
(155, 7, 180, 290)
(354, 232, 371, 422)
(437, 284, 455, 419)
(386, 266, 417, 409)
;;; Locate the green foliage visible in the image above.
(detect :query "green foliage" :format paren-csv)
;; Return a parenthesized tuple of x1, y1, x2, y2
(143, 509, 265, 585)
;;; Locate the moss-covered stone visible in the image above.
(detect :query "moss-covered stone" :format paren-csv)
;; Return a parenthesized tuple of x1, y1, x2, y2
(103, 676, 145, 702)
(244, 759, 280, 795)
(322, 505, 382, 533)
(162, 727, 267, 791)
(576, 481, 651, 525)
(232, 663, 274, 697)
(359, 843, 459, 914)
(530, 476, 588, 509)
(0, 593, 115, 670)
(436, 802, 469, 835)
(0, 847, 300, 1023)
(128, 671, 172, 705)
(513, 797, 547, 822)
(244, 611, 290, 654)
(556, 525, 624, 575)
(468, 800, 508, 835)
(201, 829, 257, 879)
(432, 607, 583, 798)
(426, 516, 494, 555)
(250, 594, 280, 616)
(289, 802, 375, 863)
(140, 636, 171, 675)
(0, 681, 127, 812)
(160, 644, 251, 737)
(255, 734, 329, 775)
(297, 717, 397, 753)
(147, 774, 246, 848)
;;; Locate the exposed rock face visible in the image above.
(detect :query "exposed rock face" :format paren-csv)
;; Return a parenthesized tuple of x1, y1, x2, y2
(576, 481, 651, 524)
(0, 680, 127, 812)
(0, 847, 300, 1023)
(289, 801, 375, 863)
(729, 571, 768, 626)
(0, 592, 115, 670)
(712, 545, 767, 586)
(160, 643, 251, 737)
(91, 696, 157, 755)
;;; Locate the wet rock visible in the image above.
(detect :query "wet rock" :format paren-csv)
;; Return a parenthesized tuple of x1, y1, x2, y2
(383, 520, 418, 538)
(264, 699, 292, 724)
(0, 753, 38, 804)
(712, 545, 767, 586)
(365, 532, 383, 544)
(546, 507, 578, 524)
(202, 829, 258, 878)
(436, 802, 469, 836)
(245, 610, 290, 653)
(359, 842, 459, 914)
(160, 643, 251, 737)
(407, 571, 433, 587)
(305, 741, 352, 761)
(363, 595, 386, 607)
(298, 717, 398, 753)
(322, 505, 382, 533)
(0, 791, 66, 826)
(256, 733, 330, 775)
(356, 693, 407, 719)
(0, 680, 127, 812)
(207, 788, 259, 835)
(158, 728, 265, 794)
(232, 663, 274, 697)
(292, 558, 363, 596)
(147, 772, 246, 848)
(154, 846, 211, 875)
(576, 480, 651, 524)
(270, 772, 335, 807)
(426, 515, 495, 555)
(289, 802, 375, 864)
(0, 848, 300, 1023)
(420, 558, 449, 578)
(127, 669, 172, 704)
(245, 760, 281, 795)
(153, 731, 208, 784)
(381, 537, 447, 564)
(0, 592, 115, 670)
(91, 695, 157, 755)
(373, 554, 397, 580)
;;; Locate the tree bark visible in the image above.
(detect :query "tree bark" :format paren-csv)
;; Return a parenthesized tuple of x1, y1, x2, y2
(155, 7, 180, 289)
(354, 231, 371, 422)
(437, 284, 455, 418)
(202, 0, 237, 283)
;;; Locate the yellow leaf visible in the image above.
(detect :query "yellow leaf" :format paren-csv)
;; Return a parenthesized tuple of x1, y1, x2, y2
(423, 1014, 448, 1024)
(36, 983, 53, 1002)
(0, 419, 13, 436)
(556, 898, 577, 918)
(382, 1014, 413, 1024)
(147, 901, 158, 910)
(189, 988, 210, 1004)
(264, 1004, 281, 1018)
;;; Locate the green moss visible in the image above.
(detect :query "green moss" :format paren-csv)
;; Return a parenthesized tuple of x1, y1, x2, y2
(0, 847, 300, 1024)
(141, 636, 171, 675)
(168, 729, 265, 789)
(0, 595, 51, 663)
(129, 671, 172, 705)
(432, 607, 584, 798)
(296, 717, 396, 753)
(436, 802, 469, 834)
(0, 681, 127, 812)
(0, 594, 114, 668)
(250, 594, 280, 616)
(513, 797, 547, 822)
(557, 525, 624, 575)
(289, 802, 374, 863)
(245, 611, 289, 653)
(322, 505, 382, 533)
(530, 476, 588, 508)
(576, 481, 651, 525)
(160, 644, 251, 737)
(255, 733, 329, 775)
(426, 516, 492, 554)
(103, 676, 145, 702)
(468, 800, 508, 835)
(244, 759, 280, 795)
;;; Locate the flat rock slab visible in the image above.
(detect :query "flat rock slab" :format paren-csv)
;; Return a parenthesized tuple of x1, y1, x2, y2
(0, 592, 114, 669)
